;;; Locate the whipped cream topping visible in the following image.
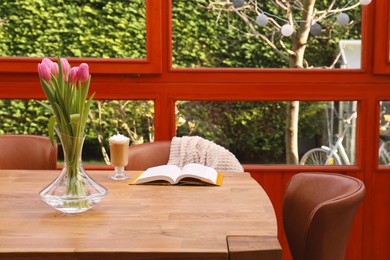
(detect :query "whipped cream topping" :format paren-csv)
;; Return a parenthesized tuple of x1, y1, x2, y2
(109, 134, 130, 144)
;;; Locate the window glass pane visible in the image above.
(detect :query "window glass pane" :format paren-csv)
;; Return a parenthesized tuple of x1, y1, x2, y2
(0, 99, 154, 165)
(379, 101, 390, 165)
(175, 100, 357, 165)
(171, 0, 362, 69)
(388, 12, 390, 63)
(0, 0, 146, 59)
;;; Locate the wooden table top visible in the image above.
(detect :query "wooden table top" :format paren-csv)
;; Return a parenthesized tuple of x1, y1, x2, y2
(0, 170, 277, 259)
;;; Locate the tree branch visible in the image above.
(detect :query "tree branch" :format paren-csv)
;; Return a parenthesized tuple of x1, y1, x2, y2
(316, 1, 361, 23)
(233, 9, 290, 62)
(270, 0, 288, 11)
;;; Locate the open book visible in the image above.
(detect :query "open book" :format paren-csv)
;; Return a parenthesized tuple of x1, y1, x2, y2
(129, 163, 223, 186)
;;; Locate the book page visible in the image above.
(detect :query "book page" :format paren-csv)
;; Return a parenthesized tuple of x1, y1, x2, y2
(178, 163, 219, 184)
(131, 165, 181, 184)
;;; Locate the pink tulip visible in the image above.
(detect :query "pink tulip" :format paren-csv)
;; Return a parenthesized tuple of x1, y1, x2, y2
(77, 63, 89, 82)
(38, 62, 52, 81)
(61, 58, 71, 77)
(69, 67, 79, 84)
(50, 62, 59, 77)
(41, 58, 53, 66)
(39, 58, 58, 78)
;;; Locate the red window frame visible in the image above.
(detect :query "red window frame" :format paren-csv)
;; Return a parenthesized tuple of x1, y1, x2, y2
(0, 0, 162, 75)
(373, 0, 390, 74)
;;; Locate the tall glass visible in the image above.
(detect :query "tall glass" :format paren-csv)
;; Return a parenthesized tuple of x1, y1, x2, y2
(109, 134, 130, 180)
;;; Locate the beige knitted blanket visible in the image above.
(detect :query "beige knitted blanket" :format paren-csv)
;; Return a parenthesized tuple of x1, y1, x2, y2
(167, 136, 244, 172)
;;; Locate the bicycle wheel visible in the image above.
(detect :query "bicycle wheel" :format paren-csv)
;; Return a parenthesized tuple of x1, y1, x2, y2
(379, 154, 390, 165)
(379, 140, 390, 165)
(300, 148, 342, 165)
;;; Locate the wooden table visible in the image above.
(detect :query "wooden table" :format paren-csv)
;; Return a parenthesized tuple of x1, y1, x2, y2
(0, 170, 278, 259)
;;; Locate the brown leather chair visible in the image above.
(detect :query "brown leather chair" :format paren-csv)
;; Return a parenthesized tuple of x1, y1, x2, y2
(125, 141, 171, 170)
(282, 172, 365, 260)
(0, 134, 58, 169)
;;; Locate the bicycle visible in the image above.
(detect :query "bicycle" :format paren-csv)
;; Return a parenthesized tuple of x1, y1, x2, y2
(300, 111, 357, 165)
(379, 136, 390, 165)
(378, 111, 390, 165)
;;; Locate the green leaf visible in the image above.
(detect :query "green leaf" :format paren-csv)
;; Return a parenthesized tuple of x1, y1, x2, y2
(48, 116, 57, 145)
(79, 92, 95, 134)
(37, 100, 53, 114)
(70, 113, 80, 136)
(57, 57, 64, 94)
(53, 102, 71, 135)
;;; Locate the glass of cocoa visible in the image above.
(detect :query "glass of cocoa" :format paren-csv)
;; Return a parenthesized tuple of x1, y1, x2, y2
(109, 134, 130, 180)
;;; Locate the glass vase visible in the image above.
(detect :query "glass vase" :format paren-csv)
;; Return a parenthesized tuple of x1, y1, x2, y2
(40, 131, 107, 214)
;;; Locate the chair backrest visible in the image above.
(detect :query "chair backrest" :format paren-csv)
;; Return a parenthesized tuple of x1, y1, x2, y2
(125, 141, 171, 170)
(0, 134, 58, 169)
(282, 172, 365, 260)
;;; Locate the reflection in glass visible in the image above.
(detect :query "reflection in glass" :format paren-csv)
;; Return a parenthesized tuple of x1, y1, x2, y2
(379, 101, 390, 165)
(175, 100, 357, 165)
(0, 0, 146, 59)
